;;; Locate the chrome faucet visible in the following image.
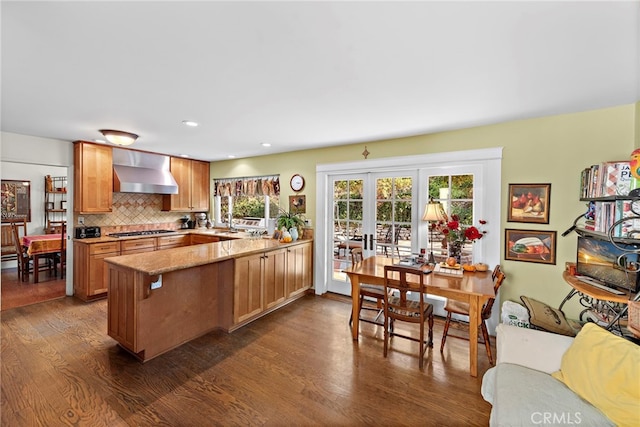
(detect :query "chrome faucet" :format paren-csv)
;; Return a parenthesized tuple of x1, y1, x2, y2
(227, 213, 236, 231)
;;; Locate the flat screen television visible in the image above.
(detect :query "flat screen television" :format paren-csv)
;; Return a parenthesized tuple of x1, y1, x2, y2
(576, 236, 640, 293)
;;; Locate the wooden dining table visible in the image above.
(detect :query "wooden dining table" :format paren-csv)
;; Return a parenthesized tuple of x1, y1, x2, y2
(22, 233, 61, 283)
(344, 256, 496, 377)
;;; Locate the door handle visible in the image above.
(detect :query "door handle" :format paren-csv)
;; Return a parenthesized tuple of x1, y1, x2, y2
(363, 233, 367, 250)
(369, 234, 374, 250)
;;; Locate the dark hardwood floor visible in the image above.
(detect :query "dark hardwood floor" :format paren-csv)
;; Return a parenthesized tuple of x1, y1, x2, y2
(1, 267, 66, 311)
(1, 292, 493, 426)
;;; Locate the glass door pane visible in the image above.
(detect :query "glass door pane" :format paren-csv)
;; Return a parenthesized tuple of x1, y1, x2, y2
(374, 176, 413, 258)
(331, 177, 365, 292)
(328, 172, 416, 295)
(428, 173, 475, 264)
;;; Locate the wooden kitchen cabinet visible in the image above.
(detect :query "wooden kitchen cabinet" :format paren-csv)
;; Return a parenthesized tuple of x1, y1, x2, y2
(162, 157, 210, 212)
(233, 252, 264, 324)
(233, 247, 287, 324)
(190, 234, 219, 245)
(263, 248, 287, 309)
(286, 241, 313, 298)
(74, 241, 120, 301)
(120, 238, 156, 255)
(74, 141, 113, 213)
(157, 234, 189, 250)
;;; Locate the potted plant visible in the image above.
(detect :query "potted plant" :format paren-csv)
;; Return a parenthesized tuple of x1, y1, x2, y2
(276, 208, 306, 240)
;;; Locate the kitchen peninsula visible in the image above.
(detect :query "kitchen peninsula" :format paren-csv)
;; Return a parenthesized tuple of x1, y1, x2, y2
(104, 236, 313, 362)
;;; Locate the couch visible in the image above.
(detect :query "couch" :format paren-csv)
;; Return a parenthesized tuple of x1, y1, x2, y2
(481, 323, 640, 427)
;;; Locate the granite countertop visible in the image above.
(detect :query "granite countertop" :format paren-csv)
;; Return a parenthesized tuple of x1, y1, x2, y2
(103, 237, 309, 275)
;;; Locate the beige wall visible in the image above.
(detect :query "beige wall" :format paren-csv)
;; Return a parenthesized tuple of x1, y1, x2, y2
(211, 103, 639, 319)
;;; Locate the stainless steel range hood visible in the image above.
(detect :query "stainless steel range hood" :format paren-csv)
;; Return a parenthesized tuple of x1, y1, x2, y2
(112, 148, 178, 194)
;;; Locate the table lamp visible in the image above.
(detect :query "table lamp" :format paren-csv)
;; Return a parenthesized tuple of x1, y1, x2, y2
(422, 198, 447, 264)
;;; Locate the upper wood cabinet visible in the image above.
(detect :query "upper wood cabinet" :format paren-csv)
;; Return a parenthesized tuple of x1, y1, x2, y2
(162, 157, 210, 212)
(74, 141, 113, 213)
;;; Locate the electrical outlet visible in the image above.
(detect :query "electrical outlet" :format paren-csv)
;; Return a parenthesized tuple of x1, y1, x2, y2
(78, 216, 84, 225)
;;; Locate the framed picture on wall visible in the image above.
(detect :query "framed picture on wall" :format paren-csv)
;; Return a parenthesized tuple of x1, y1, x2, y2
(505, 229, 557, 265)
(1, 180, 31, 222)
(507, 183, 551, 224)
(289, 195, 306, 214)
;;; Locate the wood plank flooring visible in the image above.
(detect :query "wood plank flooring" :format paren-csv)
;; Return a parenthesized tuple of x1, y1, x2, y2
(1, 294, 493, 426)
(1, 267, 66, 311)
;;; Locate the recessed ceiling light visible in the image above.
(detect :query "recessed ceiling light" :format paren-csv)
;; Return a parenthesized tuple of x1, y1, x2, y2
(261, 143, 271, 147)
(182, 120, 198, 127)
(228, 155, 236, 159)
(94, 139, 106, 143)
(179, 154, 190, 158)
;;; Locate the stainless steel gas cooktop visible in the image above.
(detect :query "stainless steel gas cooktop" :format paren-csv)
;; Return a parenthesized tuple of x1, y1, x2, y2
(108, 229, 176, 238)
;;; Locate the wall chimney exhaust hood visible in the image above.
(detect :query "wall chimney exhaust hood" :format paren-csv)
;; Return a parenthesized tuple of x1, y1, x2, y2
(112, 148, 178, 194)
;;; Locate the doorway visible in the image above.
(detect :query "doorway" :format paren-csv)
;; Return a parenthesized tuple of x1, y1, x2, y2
(329, 171, 416, 295)
(1, 161, 70, 310)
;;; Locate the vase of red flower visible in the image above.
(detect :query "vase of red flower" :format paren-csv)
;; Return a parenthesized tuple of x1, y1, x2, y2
(436, 215, 487, 263)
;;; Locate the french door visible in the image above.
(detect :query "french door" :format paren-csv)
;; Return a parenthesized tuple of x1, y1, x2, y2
(328, 171, 417, 295)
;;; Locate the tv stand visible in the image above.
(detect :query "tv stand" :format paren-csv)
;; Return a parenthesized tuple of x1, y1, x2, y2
(561, 271, 640, 334)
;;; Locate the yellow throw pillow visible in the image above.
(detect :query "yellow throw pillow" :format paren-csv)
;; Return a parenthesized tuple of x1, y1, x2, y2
(551, 323, 640, 426)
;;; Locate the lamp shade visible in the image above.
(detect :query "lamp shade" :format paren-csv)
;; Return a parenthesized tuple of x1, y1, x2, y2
(422, 199, 447, 222)
(100, 129, 138, 146)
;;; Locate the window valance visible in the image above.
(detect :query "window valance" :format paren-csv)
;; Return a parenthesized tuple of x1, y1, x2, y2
(213, 175, 280, 197)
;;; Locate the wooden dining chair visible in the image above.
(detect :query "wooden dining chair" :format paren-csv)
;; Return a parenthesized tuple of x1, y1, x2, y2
(1, 220, 27, 263)
(348, 247, 388, 327)
(383, 264, 434, 369)
(10, 222, 31, 281)
(440, 265, 506, 365)
(46, 220, 65, 235)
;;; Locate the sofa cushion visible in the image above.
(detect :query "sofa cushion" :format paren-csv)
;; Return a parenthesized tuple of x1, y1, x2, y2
(495, 323, 575, 373)
(520, 296, 576, 336)
(551, 323, 640, 427)
(483, 363, 614, 427)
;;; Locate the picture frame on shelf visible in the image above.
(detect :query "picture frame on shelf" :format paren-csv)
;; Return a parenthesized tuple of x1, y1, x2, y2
(505, 229, 557, 265)
(45, 202, 54, 210)
(1, 180, 32, 222)
(60, 200, 67, 210)
(507, 183, 551, 224)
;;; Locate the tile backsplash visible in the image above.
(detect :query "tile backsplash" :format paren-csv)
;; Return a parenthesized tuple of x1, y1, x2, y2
(74, 193, 205, 232)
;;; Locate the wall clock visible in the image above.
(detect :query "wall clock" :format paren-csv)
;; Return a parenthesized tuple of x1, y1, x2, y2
(290, 174, 305, 192)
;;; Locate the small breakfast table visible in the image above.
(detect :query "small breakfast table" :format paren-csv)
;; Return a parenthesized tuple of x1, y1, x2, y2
(344, 256, 496, 377)
(22, 233, 61, 283)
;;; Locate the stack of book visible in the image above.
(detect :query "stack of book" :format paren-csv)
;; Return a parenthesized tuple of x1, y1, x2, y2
(580, 160, 631, 199)
(583, 199, 640, 238)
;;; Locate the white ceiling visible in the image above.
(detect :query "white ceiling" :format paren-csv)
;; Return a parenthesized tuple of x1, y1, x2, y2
(2, 1, 639, 161)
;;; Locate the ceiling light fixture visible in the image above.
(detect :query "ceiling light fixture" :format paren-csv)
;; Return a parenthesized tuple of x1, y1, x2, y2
(261, 143, 271, 147)
(99, 129, 138, 146)
(182, 120, 198, 127)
